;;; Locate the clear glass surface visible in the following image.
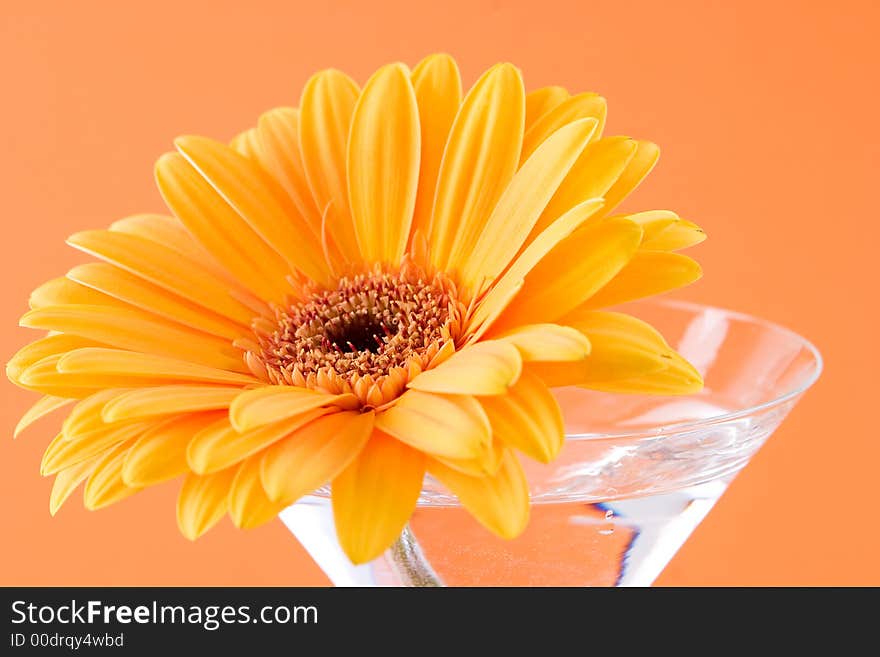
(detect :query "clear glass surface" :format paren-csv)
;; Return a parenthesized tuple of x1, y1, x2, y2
(280, 299, 822, 586)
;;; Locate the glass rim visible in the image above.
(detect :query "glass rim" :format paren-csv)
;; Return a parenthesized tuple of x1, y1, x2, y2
(563, 297, 823, 442)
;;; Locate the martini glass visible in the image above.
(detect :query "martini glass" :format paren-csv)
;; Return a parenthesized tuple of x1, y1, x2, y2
(280, 299, 822, 586)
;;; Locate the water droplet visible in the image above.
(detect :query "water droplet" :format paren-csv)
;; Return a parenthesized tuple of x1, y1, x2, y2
(598, 528, 615, 536)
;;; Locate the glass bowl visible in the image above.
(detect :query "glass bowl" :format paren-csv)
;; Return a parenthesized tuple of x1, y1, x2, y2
(280, 298, 822, 586)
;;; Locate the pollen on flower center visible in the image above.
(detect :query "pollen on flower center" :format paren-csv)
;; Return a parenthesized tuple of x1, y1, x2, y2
(244, 262, 464, 407)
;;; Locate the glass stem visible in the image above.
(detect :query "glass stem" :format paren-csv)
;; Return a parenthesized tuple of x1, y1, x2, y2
(387, 525, 443, 587)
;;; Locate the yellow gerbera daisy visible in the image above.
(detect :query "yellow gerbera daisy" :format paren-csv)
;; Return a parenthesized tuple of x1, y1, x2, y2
(7, 54, 705, 564)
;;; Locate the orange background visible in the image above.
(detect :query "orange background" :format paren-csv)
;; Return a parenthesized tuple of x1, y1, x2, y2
(1, 0, 877, 586)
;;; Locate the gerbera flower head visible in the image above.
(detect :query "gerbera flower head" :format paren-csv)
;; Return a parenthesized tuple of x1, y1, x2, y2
(8, 54, 706, 564)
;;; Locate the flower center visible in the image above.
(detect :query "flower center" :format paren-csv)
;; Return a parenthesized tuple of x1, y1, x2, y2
(328, 315, 388, 354)
(246, 263, 463, 407)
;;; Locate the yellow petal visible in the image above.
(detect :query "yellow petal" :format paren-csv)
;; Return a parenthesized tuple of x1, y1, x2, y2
(620, 210, 679, 243)
(50, 454, 101, 515)
(479, 371, 564, 463)
(428, 449, 529, 539)
(492, 217, 643, 331)
(154, 152, 293, 304)
(584, 350, 702, 394)
(317, 202, 350, 271)
(636, 216, 707, 251)
(432, 438, 505, 477)
(101, 385, 240, 423)
(33, 276, 239, 335)
(68, 262, 247, 340)
(568, 344, 671, 384)
(347, 63, 420, 265)
(257, 108, 323, 236)
(456, 118, 599, 294)
(407, 341, 522, 395)
(83, 439, 142, 510)
(534, 136, 638, 241)
(428, 63, 524, 274)
(520, 92, 606, 163)
(375, 390, 490, 460)
(592, 140, 660, 219)
(229, 127, 263, 160)
(562, 309, 674, 349)
(29, 275, 118, 309)
(28, 277, 244, 354)
(122, 411, 225, 486)
(55, 348, 257, 386)
(528, 311, 676, 386)
(525, 86, 569, 132)
(18, 353, 160, 397)
(661, 219, 706, 250)
(43, 422, 151, 475)
(7, 334, 102, 383)
(298, 69, 361, 262)
(177, 467, 237, 539)
(14, 354, 113, 398)
(466, 199, 604, 339)
(332, 430, 426, 564)
(67, 227, 256, 325)
(14, 395, 74, 439)
(20, 304, 246, 372)
(109, 213, 230, 278)
(63, 388, 131, 438)
(493, 323, 591, 362)
(228, 455, 288, 530)
(410, 53, 462, 244)
(187, 408, 329, 475)
(580, 251, 703, 309)
(174, 135, 328, 284)
(260, 411, 374, 503)
(229, 386, 349, 432)
(40, 433, 66, 473)
(557, 312, 702, 391)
